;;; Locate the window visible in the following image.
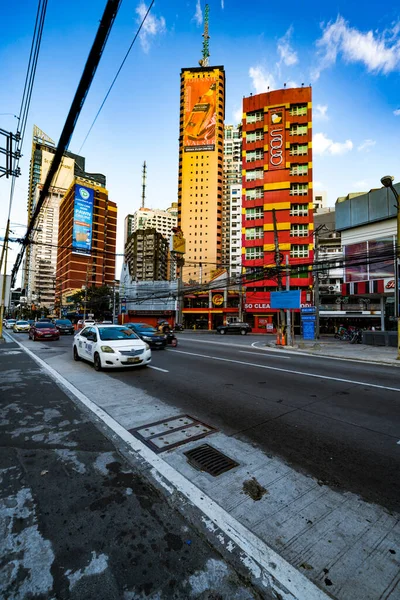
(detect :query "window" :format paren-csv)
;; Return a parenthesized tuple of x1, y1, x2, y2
(289, 144, 308, 156)
(246, 169, 263, 181)
(246, 110, 263, 124)
(245, 226, 263, 240)
(246, 149, 264, 162)
(246, 187, 264, 200)
(290, 183, 308, 196)
(291, 245, 309, 258)
(246, 129, 264, 143)
(290, 203, 308, 216)
(290, 164, 308, 176)
(289, 124, 308, 136)
(289, 104, 307, 116)
(245, 207, 263, 220)
(290, 224, 308, 237)
(245, 246, 264, 259)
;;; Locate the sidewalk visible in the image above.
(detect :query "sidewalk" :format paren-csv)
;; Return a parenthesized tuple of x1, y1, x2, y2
(266, 335, 400, 366)
(0, 341, 258, 600)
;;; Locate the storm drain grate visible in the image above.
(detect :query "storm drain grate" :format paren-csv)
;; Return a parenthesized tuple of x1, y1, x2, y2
(184, 444, 239, 477)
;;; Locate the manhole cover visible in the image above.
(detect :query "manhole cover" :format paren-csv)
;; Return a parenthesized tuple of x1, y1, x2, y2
(129, 415, 216, 453)
(184, 444, 239, 477)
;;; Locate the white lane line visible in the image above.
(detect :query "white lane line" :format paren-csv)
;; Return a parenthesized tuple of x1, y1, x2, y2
(13, 337, 329, 600)
(171, 349, 400, 393)
(240, 350, 290, 359)
(148, 365, 169, 373)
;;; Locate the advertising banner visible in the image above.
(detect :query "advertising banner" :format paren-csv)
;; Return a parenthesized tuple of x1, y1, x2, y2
(184, 76, 217, 152)
(270, 290, 301, 309)
(268, 107, 285, 170)
(72, 185, 94, 255)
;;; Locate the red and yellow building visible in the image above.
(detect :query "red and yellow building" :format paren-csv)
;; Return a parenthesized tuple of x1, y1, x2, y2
(55, 178, 117, 310)
(241, 87, 314, 332)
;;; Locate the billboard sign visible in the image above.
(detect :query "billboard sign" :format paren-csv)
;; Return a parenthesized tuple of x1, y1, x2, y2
(268, 107, 285, 170)
(270, 290, 301, 309)
(72, 185, 94, 255)
(184, 76, 217, 152)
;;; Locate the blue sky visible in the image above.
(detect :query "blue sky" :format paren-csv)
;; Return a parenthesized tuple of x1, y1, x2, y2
(1, 0, 399, 280)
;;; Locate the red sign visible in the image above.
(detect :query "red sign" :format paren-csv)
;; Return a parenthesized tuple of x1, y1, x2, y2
(268, 108, 285, 170)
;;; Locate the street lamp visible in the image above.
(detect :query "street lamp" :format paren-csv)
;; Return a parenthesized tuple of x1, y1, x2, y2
(380, 175, 400, 360)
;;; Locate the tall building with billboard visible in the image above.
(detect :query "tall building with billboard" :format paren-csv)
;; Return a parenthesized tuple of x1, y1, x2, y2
(55, 178, 116, 313)
(241, 87, 314, 332)
(177, 8, 225, 283)
(24, 125, 105, 309)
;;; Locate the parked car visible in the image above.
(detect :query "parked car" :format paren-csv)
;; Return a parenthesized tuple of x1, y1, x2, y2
(13, 320, 31, 333)
(29, 322, 60, 341)
(5, 319, 16, 329)
(125, 322, 167, 349)
(216, 322, 252, 335)
(38, 317, 52, 323)
(54, 318, 75, 335)
(73, 324, 151, 371)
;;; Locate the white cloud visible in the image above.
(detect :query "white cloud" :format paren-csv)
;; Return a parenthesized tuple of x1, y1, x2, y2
(313, 132, 353, 155)
(249, 66, 276, 93)
(312, 16, 400, 80)
(394, 109, 400, 116)
(277, 27, 298, 67)
(357, 139, 376, 152)
(221, 0, 225, 8)
(315, 104, 328, 120)
(233, 107, 242, 124)
(193, 0, 203, 26)
(136, 2, 166, 53)
(285, 80, 298, 88)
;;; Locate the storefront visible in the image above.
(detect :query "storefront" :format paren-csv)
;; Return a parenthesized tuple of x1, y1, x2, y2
(244, 291, 313, 334)
(183, 290, 240, 329)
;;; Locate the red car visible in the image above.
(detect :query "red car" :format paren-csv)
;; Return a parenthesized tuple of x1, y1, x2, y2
(29, 322, 60, 341)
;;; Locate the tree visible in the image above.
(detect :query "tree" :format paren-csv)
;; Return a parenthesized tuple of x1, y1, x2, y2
(69, 285, 113, 318)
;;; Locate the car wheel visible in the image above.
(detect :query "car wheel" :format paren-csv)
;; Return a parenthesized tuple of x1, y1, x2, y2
(240, 329, 247, 335)
(73, 346, 80, 361)
(93, 352, 102, 371)
(219, 329, 225, 335)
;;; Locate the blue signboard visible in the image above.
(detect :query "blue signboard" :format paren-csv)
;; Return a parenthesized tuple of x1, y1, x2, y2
(72, 185, 94, 254)
(301, 306, 316, 314)
(302, 320, 315, 340)
(270, 290, 301, 309)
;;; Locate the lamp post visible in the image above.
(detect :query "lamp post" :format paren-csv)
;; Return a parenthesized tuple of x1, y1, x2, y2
(380, 176, 400, 360)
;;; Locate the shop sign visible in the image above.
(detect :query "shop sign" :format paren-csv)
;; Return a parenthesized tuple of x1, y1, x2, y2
(212, 294, 224, 306)
(385, 279, 395, 289)
(245, 303, 271, 310)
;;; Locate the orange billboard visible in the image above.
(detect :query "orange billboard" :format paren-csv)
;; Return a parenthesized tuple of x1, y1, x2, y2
(184, 76, 217, 152)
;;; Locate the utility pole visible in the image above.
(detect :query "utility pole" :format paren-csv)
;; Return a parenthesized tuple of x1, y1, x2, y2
(272, 208, 285, 336)
(0, 221, 10, 338)
(286, 255, 292, 346)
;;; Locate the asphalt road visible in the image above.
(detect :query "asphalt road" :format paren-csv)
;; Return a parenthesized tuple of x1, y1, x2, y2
(11, 330, 400, 514)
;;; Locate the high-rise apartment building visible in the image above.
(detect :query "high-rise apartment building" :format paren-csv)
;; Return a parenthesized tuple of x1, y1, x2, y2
(222, 125, 242, 276)
(55, 178, 116, 311)
(177, 64, 225, 283)
(24, 125, 105, 308)
(125, 229, 169, 281)
(229, 184, 242, 278)
(124, 205, 178, 247)
(242, 87, 313, 312)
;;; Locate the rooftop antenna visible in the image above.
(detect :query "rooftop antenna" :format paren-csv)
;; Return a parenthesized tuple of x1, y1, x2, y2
(141, 161, 146, 209)
(199, 4, 210, 67)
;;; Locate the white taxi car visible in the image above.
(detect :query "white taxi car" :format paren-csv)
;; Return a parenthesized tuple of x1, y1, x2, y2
(73, 324, 151, 371)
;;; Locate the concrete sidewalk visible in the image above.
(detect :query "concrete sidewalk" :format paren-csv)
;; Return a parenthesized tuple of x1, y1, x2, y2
(0, 341, 259, 600)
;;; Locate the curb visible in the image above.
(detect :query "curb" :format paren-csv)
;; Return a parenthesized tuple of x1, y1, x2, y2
(264, 343, 400, 367)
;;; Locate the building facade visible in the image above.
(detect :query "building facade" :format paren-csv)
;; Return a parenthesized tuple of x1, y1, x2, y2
(222, 125, 242, 275)
(125, 229, 169, 282)
(178, 65, 225, 283)
(55, 178, 116, 313)
(229, 184, 242, 278)
(241, 87, 314, 332)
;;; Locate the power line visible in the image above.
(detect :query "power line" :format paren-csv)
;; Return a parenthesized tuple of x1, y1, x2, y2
(10, 0, 123, 288)
(77, 0, 155, 153)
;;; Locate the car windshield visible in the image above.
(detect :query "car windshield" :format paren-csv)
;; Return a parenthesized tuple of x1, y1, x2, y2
(98, 327, 139, 341)
(35, 322, 56, 329)
(131, 323, 157, 333)
(7, 320, 16, 323)
(55, 320, 72, 325)
(16, 321, 29, 325)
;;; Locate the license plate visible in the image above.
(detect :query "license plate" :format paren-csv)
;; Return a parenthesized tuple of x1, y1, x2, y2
(155, 342, 162, 345)
(44, 334, 52, 337)
(127, 357, 141, 364)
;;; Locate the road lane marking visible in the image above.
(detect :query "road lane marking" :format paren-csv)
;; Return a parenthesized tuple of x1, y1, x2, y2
(13, 338, 330, 600)
(171, 349, 400, 393)
(240, 350, 290, 359)
(148, 365, 169, 373)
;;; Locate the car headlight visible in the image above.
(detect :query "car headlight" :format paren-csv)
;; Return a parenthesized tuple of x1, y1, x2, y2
(100, 346, 115, 353)
(145, 343, 150, 351)
(142, 336, 152, 342)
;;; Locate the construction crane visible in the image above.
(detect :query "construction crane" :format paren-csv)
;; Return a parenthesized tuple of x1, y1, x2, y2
(199, 4, 210, 67)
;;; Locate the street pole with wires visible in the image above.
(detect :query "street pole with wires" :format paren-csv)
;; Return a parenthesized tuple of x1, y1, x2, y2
(0, 221, 10, 338)
(272, 208, 285, 340)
